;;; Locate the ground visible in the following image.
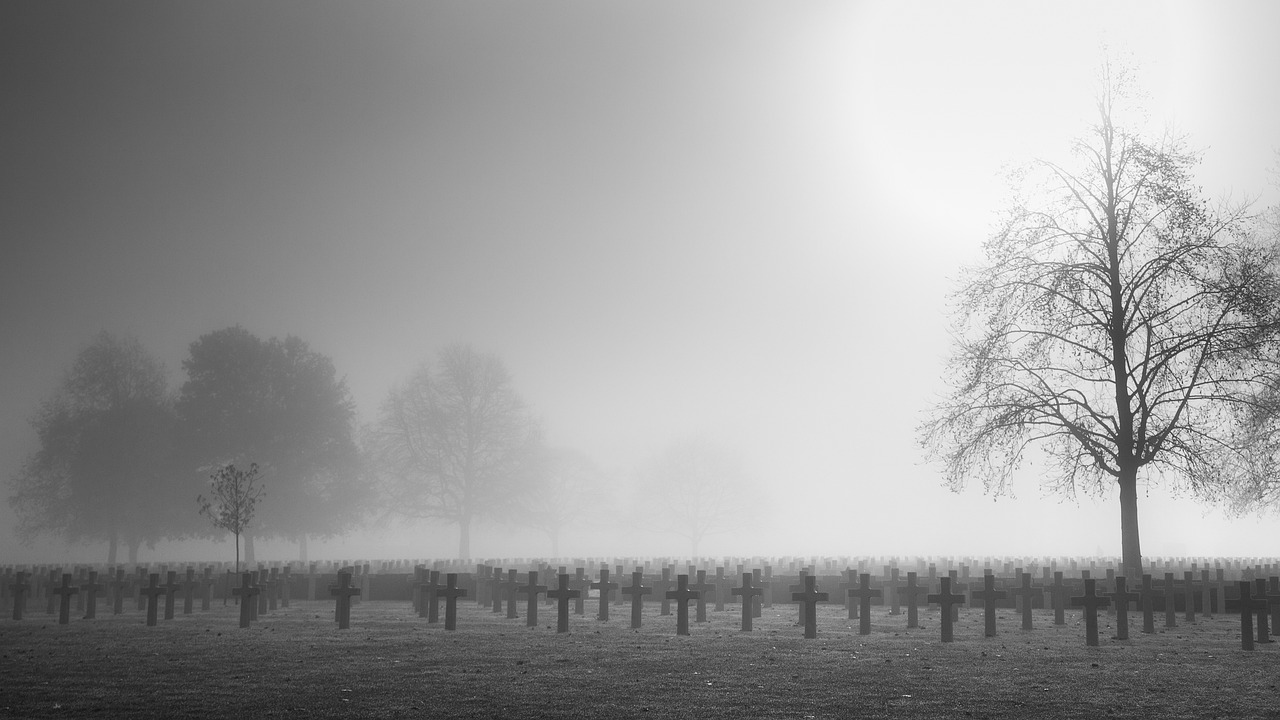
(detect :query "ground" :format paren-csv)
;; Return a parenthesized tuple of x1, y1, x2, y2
(1, 597, 1276, 718)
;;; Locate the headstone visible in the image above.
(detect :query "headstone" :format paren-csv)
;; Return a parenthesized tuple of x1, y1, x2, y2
(10, 571, 29, 621)
(839, 569, 859, 620)
(111, 569, 127, 615)
(487, 567, 505, 615)
(1162, 573, 1178, 629)
(751, 569, 768, 619)
(622, 570, 651, 630)
(899, 572, 928, 629)
(791, 575, 829, 639)
(713, 567, 727, 611)
(181, 568, 197, 615)
(570, 568, 589, 616)
(81, 571, 104, 620)
(590, 568, 618, 622)
(654, 569, 673, 616)
(1254, 578, 1272, 644)
(1008, 572, 1041, 631)
(330, 571, 361, 630)
(927, 577, 965, 643)
(1233, 581, 1266, 651)
(690, 570, 715, 624)
(518, 571, 548, 628)
(139, 574, 164, 628)
(971, 574, 1008, 637)
(1070, 578, 1111, 647)
(665, 574, 700, 636)
(426, 570, 442, 623)
(256, 569, 269, 616)
(280, 566, 291, 608)
(1109, 576, 1140, 641)
(502, 569, 520, 620)
(883, 568, 903, 615)
(546, 573, 580, 633)
(1183, 571, 1196, 623)
(440, 573, 468, 631)
(731, 573, 763, 632)
(847, 573, 882, 636)
(162, 571, 180, 621)
(231, 573, 259, 628)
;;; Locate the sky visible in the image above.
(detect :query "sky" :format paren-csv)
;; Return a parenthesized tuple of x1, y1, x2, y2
(2, 0, 1278, 564)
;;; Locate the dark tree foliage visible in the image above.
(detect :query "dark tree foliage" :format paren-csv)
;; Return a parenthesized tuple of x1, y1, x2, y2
(8, 332, 188, 563)
(920, 67, 1280, 577)
(177, 326, 364, 561)
(198, 462, 265, 573)
(372, 344, 542, 559)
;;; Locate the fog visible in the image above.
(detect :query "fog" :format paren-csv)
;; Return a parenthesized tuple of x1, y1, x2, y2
(3, 1, 1278, 565)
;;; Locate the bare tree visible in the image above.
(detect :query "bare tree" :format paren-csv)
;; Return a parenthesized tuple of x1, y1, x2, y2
(920, 64, 1280, 577)
(371, 345, 541, 559)
(521, 447, 613, 558)
(639, 436, 756, 558)
(198, 462, 265, 573)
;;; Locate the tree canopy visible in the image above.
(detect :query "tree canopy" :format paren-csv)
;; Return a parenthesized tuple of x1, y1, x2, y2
(177, 326, 364, 561)
(920, 67, 1280, 577)
(8, 331, 188, 563)
(371, 344, 541, 559)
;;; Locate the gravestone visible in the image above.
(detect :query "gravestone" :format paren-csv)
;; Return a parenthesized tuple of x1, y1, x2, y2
(48, 568, 60, 615)
(81, 571, 103, 620)
(441, 573, 468, 631)
(665, 575, 700, 636)
(690, 570, 715, 624)
(546, 573, 580, 633)
(1200, 569, 1213, 618)
(426, 570, 442, 623)
(139, 574, 164, 628)
(10, 571, 28, 621)
(622, 570, 651, 630)
(732, 573, 763, 632)
(972, 574, 1008, 637)
(518, 571, 548, 628)
(713, 567, 727, 611)
(751, 569, 768, 619)
(1139, 574, 1160, 634)
(502, 569, 520, 620)
(1268, 577, 1280, 632)
(899, 572, 928, 629)
(256, 569, 269, 616)
(791, 575, 829, 639)
(1109, 576, 1140, 641)
(1162, 573, 1178, 629)
(111, 569, 127, 615)
(590, 568, 618, 622)
(1254, 578, 1272, 644)
(883, 568, 902, 615)
(180, 568, 197, 615)
(280, 566, 291, 608)
(840, 569, 859, 620)
(1183, 571, 1196, 623)
(330, 571, 361, 630)
(927, 577, 965, 643)
(847, 573, 882, 636)
(570, 568, 589, 616)
(267, 568, 280, 611)
(1008, 572, 1041, 631)
(488, 567, 505, 615)
(232, 573, 258, 628)
(1231, 581, 1267, 651)
(1070, 578, 1111, 647)
(654, 569, 673, 616)
(162, 571, 180, 621)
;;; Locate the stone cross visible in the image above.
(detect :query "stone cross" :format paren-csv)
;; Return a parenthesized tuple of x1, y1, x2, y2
(570, 568, 589, 617)
(48, 569, 66, 617)
(665, 574, 700, 636)
(330, 571, 361, 630)
(546, 573, 580, 633)
(847, 573, 882, 636)
(690, 570, 715, 624)
(81, 571, 104, 620)
(883, 568, 903, 615)
(1182, 571, 1197, 623)
(280, 566, 291, 608)
(139, 574, 165, 628)
(1008, 572, 1041, 631)
(732, 573, 763, 632)
(1234, 581, 1267, 651)
(425, 570, 442, 623)
(621, 569, 651, 629)
(654, 568, 673, 616)
(1162, 573, 1178, 629)
(791, 575, 829, 639)
(440, 573, 468, 631)
(1253, 578, 1272, 644)
(486, 567, 505, 615)
(1070, 578, 1111, 647)
(10, 571, 29, 621)
(256, 568, 270, 616)
(751, 569, 768, 619)
(411, 566, 428, 617)
(232, 573, 259, 628)
(1139, 574, 1160, 634)
(111, 569, 127, 615)
(927, 577, 965, 643)
(971, 574, 1008, 637)
(1200, 568, 1214, 618)
(590, 568, 618, 622)
(502, 569, 520, 620)
(518, 571, 548, 628)
(1109, 576, 1140, 641)
(162, 571, 180, 621)
(713, 567, 727, 611)
(898, 572, 928, 630)
(839, 569, 859, 620)
(1267, 577, 1280, 632)
(267, 568, 280, 611)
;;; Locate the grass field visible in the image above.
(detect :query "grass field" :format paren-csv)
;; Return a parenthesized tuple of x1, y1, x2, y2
(2, 597, 1277, 719)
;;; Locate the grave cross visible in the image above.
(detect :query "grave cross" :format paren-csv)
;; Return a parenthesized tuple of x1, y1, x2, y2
(590, 568, 619, 622)
(111, 569, 127, 615)
(502, 569, 520, 620)
(971, 574, 1008, 637)
(898, 572, 929, 629)
(791, 575, 829, 639)
(488, 567, 505, 615)
(10, 571, 29, 621)
(1253, 578, 1272, 644)
(751, 569, 769, 619)
(139, 574, 165, 628)
(440, 573, 468, 631)
(1139, 574, 1160, 634)
(665, 574, 701, 636)
(621, 570, 651, 629)
(330, 571, 361, 630)
(1183, 571, 1197, 623)
(256, 568, 270, 616)
(231, 573, 259, 628)
(847, 573, 883, 636)
(1162, 573, 1178, 629)
(1233, 581, 1268, 651)
(181, 568, 198, 615)
(546, 573, 580, 633)
(1047, 572, 1069, 626)
(162, 571, 180, 621)
(411, 567, 429, 618)
(518, 571, 548, 628)
(731, 573, 763, 632)
(690, 570, 716, 624)
(1070, 578, 1111, 647)
(570, 568, 589, 616)
(654, 569, 673, 616)
(713, 567, 727, 611)
(927, 577, 965, 643)
(839, 569, 859, 620)
(81, 571, 104, 620)
(52, 568, 80, 620)
(1268, 577, 1280, 632)
(1109, 576, 1140, 641)
(883, 568, 903, 616)
(425, 570, 442, 624)
(1008, 572, 1041, 631)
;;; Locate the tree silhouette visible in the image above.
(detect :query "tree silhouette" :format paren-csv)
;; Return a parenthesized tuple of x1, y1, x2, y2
(198, 462, 265, 573)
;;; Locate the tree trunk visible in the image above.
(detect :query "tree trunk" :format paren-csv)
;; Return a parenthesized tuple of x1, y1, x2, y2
(298, 534, 309, 564)
(1117, 467, 1144, 579)
(245, 533, 256, 567)
(234, 531, 242, 574)
(458, 516, 471, 561)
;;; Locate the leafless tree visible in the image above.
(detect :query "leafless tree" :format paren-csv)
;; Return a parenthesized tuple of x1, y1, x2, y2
(639, 436, 757, 558)
(920, 64, 1280, 577)
(198, 462, 265, 573)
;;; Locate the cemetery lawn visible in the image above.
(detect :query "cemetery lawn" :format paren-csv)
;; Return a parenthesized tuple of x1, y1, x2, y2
(2, 601, 1277, 719)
